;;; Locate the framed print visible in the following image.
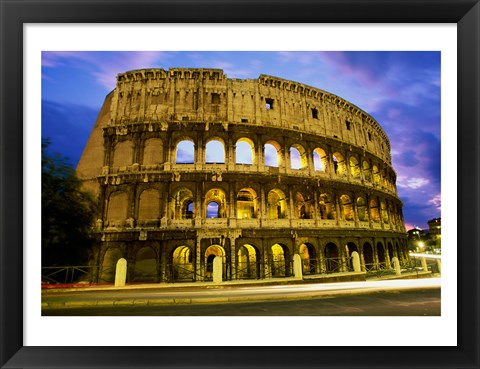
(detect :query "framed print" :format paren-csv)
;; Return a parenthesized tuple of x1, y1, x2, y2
(1, 0, 479, 368)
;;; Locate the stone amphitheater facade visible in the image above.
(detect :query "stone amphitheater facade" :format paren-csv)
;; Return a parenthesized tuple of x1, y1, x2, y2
(76, 68, 408, 284)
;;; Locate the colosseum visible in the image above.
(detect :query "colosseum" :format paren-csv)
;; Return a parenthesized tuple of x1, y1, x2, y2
(76, 67, 408, 284)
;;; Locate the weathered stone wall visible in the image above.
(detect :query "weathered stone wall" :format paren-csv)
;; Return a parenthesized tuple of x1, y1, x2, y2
(76, 68, 407, 284)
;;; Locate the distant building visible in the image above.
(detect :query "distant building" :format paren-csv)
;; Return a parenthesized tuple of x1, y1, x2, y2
(428, 218, 441, 241)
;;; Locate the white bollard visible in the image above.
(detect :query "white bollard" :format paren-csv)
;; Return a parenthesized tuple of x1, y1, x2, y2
(293, 254, 303, 279)
(436, 259, 442, 274)
(213, 256, 223, 283)
(351, 251, 361, 272)
(114, 258, 127, 287)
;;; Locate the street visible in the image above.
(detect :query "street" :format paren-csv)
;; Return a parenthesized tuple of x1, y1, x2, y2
(42, 288, 440, 316)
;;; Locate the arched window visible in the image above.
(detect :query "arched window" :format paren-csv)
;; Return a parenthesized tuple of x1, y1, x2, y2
(340, 194, 354, 221)
(349, 156, 360, 178)
(264, 141, 281, 167)
(237, 188, 257, 219)
(332, 152, 347, 176)
(205, 188, 227, 218)
(171, 188, 194, 219)
(319, 193, 335, 220)
(206, 202, 220, 218)
(313, 148, 328, 172)
(289, 144, 308, 170)
(356, 196, 368, 222)
(267, 189, 287, 219)
(175, 140, 195, 164)
(236, 138, 255, 165)
(363, 161, 372, 182)
(206, 139, 225, 164)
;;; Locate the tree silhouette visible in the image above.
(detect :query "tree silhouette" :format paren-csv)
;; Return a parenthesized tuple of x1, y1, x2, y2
(42, 139, 96, 267)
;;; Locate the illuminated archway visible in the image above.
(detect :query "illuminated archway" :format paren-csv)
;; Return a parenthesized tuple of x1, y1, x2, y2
(236, 188, 257, 219)
(235, 138, 255, 165)
(324, 243, 340, 273)
(299, 243, 316, 274)
(237, 244, 259, 279)
(205, 188, 227, 218)
(271, 243, 289, 277)
(267, 189, 287, 219)
(205, 245, 226, 280)
(171, 245, 193, 281)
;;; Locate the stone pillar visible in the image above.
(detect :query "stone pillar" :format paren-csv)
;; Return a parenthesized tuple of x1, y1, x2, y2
(230, 237, 237, 280)
(351, 251, 361, 272)
(392, 257, 401, 276)
(195, 237, 202, 281)
(421, 257, 428, 272)
(114, 258, 127, 287)
(436, 259, 441, 274)
(293, 254, 303, 280)
(213, 256, 223, 283)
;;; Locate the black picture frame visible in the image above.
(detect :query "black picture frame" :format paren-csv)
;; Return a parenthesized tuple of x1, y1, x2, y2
(1, 1, 479, 368)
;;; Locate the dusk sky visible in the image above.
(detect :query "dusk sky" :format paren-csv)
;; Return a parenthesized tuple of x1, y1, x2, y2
(41, 51, 441, 230)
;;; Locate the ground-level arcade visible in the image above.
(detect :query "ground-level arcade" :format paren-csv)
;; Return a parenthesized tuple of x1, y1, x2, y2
(93, 229, 408, 284)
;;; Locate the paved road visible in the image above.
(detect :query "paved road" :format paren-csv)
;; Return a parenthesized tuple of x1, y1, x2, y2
(42, 288, 440, 316)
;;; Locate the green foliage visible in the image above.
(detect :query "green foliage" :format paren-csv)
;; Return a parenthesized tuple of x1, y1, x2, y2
(42, 139, 97, 267)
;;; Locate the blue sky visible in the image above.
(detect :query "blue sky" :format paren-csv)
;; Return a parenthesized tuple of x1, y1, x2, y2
(42, 51, 441, 230)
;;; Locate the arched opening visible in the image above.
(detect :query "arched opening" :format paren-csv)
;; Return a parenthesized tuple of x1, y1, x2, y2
(363, 160, 372, 182)
(171, 188, 194, 219)
(264, 141, 281, 167)
(319, 193, 336, 220)
(206, 139, 225, 164)
(363, 242, 374, 271)
(313, 148, 328, 172)
(356, 196, 368, 222)
(370, 198, 380, 223)
(377, 242, 386, 267)
(299, 243, 317, 274)
(290, 144, 308, 170)
(143, 138, 163, 165)
(133, 246, 157, 282)
(267, 189, 287, 219)
(205, 188, 227, 218)
(345, 242, 359, 271)
(206, 202, 220, 218)
(175, 140, 195, 164)
(171, 245, 193, 281)
(204, 245, 226, 280)
(237, 244, 259, 279)
(295, 192, 313, 219)
(373, 165, 381, 184)
(349, 156, 360, 178)
(380, 200, 389, 224)
(388, 242, 395, 262)
(100, 248, 123, 283)
(332, 152, 347, 176)
(340, 194, 354, 221)
(236, 188, 257, 219)
(235, 138, 255, 165)
(271, 243, 289, 277)
(324, 243, 340, 273)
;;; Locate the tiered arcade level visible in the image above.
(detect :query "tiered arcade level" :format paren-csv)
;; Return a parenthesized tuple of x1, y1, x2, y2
(76, 68, 408, 283)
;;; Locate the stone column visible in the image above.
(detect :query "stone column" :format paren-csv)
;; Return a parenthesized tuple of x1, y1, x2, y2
(195, 237, 202, 281)
(230, 237, 237, 280)
(392, 257, 401, 276)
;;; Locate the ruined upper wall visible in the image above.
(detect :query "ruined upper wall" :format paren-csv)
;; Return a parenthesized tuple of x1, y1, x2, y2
(108, 68, 391, 162)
